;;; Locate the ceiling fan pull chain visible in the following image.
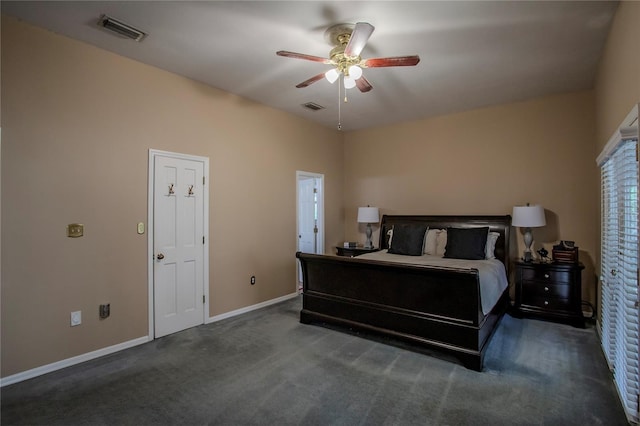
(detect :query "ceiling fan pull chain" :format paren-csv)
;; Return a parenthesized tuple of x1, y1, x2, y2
(337, 76, 342, 130)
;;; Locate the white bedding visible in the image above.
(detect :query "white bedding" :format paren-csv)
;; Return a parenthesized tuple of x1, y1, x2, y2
(357, 251, 508, 315)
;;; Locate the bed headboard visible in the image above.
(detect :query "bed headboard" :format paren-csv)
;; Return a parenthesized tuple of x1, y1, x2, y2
(379, 215, 512, 274)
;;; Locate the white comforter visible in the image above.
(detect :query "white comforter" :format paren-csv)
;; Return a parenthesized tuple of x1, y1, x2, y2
(357, 251, 508, 315)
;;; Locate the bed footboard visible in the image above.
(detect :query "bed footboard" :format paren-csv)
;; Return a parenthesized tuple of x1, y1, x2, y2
(296, 252, 508, 371)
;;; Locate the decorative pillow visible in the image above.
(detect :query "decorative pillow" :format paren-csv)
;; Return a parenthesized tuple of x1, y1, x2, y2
(435, 229, 447, 257)
(485, 232, 500, 260)
(388, 224, 428, 256)
(444, 227, 489, 260)
(424, 229, 439, 255)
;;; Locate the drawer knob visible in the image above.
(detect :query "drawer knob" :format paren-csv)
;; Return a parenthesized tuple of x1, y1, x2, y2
(544, 286, 549, 292)
(544, 273, 550, 279)
(544, 301, 549, 305)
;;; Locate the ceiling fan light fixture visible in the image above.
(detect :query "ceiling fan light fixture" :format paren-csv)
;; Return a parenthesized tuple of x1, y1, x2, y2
(343, 76, 356, 89)
(325, 68, 340, 84)
(348, 65, 363, 80)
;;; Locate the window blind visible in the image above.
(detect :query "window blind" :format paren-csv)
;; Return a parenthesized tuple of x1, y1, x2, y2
(599, 136, 639, 424)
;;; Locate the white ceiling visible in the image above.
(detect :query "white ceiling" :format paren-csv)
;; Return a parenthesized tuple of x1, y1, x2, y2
(2, 1, 618, 132)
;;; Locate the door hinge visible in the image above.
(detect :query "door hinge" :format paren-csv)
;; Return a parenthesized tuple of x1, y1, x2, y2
(313, 188, 317, 193)
(203, 176, 205, 185)
(314, 226, 318, 234)
(203, 236, 205, 244)
(203, 295, 205, 304)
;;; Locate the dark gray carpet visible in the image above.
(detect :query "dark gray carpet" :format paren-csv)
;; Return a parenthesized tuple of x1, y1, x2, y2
(1, 297, 627, 425)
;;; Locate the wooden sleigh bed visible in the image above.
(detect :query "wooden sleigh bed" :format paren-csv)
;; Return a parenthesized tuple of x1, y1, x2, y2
(296, 215, 512, 371)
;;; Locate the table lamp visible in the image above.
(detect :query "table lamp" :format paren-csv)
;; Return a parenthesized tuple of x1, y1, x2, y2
(357, 206, 380, 249)
(512, 203, 546, 262)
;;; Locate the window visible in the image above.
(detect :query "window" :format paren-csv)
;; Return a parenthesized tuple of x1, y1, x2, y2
(598, 105, 639, 424)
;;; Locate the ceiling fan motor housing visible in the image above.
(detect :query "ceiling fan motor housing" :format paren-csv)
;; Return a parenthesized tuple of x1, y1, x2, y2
(329, 33, 362, 76)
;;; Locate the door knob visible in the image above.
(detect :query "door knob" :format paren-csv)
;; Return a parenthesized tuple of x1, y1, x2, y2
(156, 253, 165, 260)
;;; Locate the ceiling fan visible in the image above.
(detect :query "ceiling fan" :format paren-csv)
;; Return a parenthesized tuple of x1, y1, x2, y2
(277, 22, 420, 93)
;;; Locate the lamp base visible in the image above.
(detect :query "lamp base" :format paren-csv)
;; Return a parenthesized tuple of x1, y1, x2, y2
(364, 223, 373, 249)
(523, 227, 533, 262)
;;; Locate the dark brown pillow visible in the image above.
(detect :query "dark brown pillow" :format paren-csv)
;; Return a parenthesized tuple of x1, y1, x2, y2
(388, 224, 428, 256)
(444, 227, 489, 260)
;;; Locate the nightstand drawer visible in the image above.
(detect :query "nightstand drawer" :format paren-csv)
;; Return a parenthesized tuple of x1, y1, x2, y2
(521, 281, 571, 299)
(521, 296, 572, 312)
(520, 267, 571, 284)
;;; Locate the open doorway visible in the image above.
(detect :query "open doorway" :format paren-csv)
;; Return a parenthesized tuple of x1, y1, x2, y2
(296, 171, 324, 291)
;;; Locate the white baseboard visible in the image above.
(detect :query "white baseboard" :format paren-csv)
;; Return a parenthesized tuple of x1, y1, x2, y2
(207, 292, 299, 323)
(0, 336, 150, 387)
(1, 293, 300, 387)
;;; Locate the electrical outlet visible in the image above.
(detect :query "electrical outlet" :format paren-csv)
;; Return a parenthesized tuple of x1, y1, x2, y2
(250, 276, 256, 285)
(70, 311, 82, 326)
(99, 304, 110, 319)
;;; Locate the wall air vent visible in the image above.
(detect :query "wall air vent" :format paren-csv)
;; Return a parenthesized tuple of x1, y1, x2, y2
(302, 102, 325, 111)
(98, 14, 147, 41)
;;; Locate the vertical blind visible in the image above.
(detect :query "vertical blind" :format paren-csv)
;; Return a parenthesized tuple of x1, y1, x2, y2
(599, 134, 639, 424)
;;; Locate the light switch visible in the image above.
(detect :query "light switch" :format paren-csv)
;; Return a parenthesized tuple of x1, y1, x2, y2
(67, 223, 84, 238)
(70, 311, 81, 326)
(137, 222, 145, 234)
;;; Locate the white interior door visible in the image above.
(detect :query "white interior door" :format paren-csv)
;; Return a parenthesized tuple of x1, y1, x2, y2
(153, 153, 206, 338)
(297, 171, 324, 285)
(298, 177, 316, 254)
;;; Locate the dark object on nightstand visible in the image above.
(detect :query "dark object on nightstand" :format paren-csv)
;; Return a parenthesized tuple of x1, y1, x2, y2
(335, 246, 379, 257)
(513, 260, 585, 327)
(552, 241, 579, 263)
(537, 247, 550, 263)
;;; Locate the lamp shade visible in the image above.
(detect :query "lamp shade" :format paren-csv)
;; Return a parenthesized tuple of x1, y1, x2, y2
(325, 68, 339, 84)
(348, 65, 363, 80)
(357, 207, 379, 224)
(343, 75, 356, 89)
(512, 204, 546, 227)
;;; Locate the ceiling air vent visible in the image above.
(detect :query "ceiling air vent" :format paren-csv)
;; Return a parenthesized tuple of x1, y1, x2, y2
(302, 102, 325, 112)
(98, 14, 147, 41)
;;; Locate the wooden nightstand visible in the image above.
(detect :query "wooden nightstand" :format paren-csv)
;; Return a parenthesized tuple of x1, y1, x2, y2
(513, 260, 585, 327)
(335, 246, 379, 257)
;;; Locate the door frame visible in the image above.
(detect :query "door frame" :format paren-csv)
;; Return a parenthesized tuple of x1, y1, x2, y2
(296, 171, 324, 289)
(147, 149, 210, 339)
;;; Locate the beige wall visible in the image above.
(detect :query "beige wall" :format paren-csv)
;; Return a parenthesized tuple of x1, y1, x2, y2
(595, 1, 640, 152)
(1, 16, 344, 377)
(344, 91, 598, 304)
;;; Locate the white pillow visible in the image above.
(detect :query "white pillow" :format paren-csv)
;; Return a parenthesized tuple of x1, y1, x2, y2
(435, 229, 447, 257)
(424, 229, 439, 254)
(485, 231, 500, 259)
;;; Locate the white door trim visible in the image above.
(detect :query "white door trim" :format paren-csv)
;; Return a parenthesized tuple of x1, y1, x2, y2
(148, 149, 210, 339)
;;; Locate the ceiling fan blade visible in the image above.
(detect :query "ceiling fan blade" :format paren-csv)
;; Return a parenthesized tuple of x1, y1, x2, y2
(355, 76, 373, 93)
(344, 22, 375, 57)
(362, 55, 421, 68)
(296, 73, 326, 88)
(276, 51, 330, 64)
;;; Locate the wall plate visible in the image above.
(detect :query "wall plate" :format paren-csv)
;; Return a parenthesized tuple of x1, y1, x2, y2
(67, 223, 84, 238)
(70, 311, 82, 326)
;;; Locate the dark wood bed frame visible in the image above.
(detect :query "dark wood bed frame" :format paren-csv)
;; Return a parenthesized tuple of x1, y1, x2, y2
(296, 215, 512, 371)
